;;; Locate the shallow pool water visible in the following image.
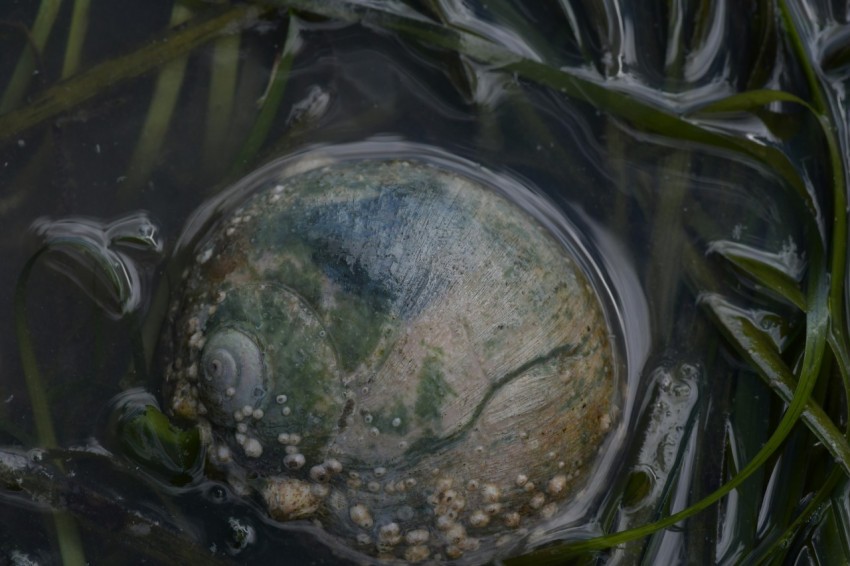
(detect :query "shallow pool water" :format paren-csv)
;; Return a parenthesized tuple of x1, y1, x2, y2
(0, 1, 846, 564)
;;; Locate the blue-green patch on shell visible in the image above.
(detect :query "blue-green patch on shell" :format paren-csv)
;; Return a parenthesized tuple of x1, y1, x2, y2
(162, 157, 618, 563)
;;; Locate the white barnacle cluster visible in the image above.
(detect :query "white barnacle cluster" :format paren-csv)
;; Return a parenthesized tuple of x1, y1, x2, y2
(429, 478, 482, 560)
(342, 464, 580, 562)
(223, 204, 256, 239)
(276, 393, 293, 416)
(165, 309, 213, 419)
(339, 475, 481, 562)
(309, 457, 343, 483)
(276, 431, 307, 470)
(231, 403, 270, 458)
(267, 183, 289, 205)
(186, 316, 206, 352)
(196, 245, 214, 265)
(346, 500, 441, 563)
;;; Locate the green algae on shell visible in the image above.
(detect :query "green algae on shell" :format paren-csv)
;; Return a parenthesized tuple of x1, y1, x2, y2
(161, 156, 618, 563)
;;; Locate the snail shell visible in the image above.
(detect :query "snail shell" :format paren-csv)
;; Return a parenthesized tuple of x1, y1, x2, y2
(162, 155, 618, 563)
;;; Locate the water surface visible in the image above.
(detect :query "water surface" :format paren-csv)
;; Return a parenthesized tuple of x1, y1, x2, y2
(0, 1, 843, 564)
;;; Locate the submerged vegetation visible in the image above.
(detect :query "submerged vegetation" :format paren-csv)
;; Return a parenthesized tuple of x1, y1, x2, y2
(2, 0, 850, 563)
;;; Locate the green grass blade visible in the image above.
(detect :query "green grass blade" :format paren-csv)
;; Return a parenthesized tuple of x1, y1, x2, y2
(828, 330, 850, 423)
(830, 478, 850, 558)
(204, 31, 242, 170)
(720, 370, 771, 562)
(228, 14, 298, 174)
(695, 89, 813, 113)
(778, 2, 827, 113)
(15, 252, 86, 565)
(701, 294, 850, 474)
(123, 4, 195, 193)
(747, 468, 845, 564)
(115, 403, 202, 485)
(645, 151, 691, 343)
(707, 240, 806, 310)
(745, 0, 778, 90)
(15, 254, 58, 451)
(0, 4, 260, 143)
(779, 0, 849, 361)
(0, 0, 63, 114)
(811, 501, 850, 564)
(689, 89, 822, 218)
(62, 0, 91, 78)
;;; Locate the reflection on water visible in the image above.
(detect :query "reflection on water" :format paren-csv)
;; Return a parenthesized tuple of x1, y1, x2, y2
(0, 1, 843, 564)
